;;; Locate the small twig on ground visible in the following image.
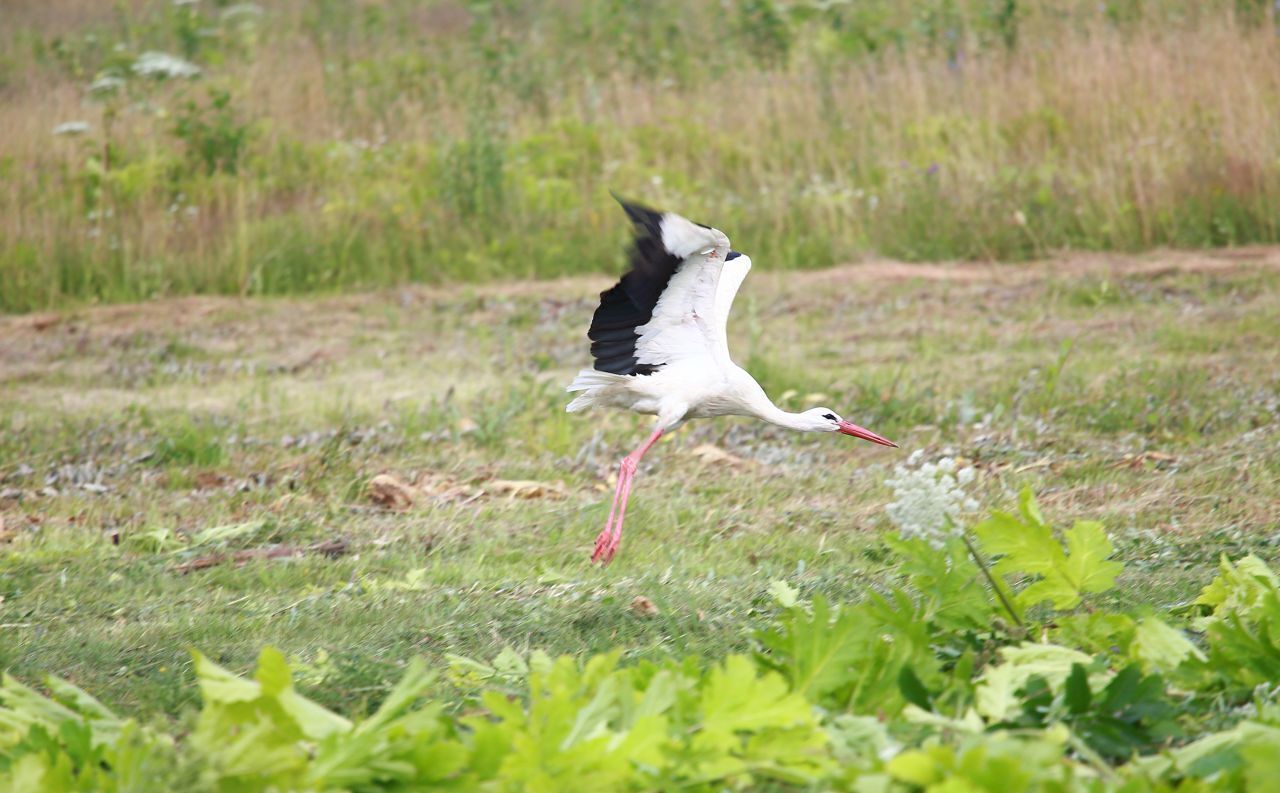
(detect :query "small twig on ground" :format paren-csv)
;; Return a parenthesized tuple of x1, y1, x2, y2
(174, 538, 349, 574)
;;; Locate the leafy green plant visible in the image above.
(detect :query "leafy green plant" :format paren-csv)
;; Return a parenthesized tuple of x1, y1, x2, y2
(1190, 555, 1280, 691)
(172, 88, 252, 176)
(756, 592, 939, 716)
(973, 487, 1123, 611)
(994, 662, 1179, 761)
(736, 0, 793, 66)
(4, 491, 1280, 790)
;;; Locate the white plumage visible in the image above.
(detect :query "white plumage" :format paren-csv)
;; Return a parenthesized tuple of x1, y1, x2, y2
(568, 198, 897, 563)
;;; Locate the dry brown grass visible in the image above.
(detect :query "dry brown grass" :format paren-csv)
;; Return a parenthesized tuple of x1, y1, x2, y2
(3, 3, 1280, 311)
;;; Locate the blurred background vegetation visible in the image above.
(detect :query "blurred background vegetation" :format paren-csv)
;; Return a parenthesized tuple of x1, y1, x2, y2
(3, 0, 1280, 312)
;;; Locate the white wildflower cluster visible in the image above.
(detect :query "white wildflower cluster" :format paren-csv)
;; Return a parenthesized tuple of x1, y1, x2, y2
(52, 121, 90, 136)
(885, 450, 979, 547)
(132, 52, 201, 79)
(88, 75, 125, 96)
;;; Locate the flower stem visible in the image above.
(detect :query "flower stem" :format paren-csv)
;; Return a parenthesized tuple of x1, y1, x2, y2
(962, 533, 1023, 628)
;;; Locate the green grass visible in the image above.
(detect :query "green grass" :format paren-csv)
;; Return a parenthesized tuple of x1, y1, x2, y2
(1, 251, 1277, 718)
(5, 1, 1280, 311)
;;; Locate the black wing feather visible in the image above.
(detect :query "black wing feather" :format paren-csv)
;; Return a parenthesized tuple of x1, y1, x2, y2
(587, 197, 690, 376)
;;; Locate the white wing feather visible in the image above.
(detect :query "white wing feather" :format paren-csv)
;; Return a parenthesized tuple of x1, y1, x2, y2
(633, 213, 750, 369)
(711, 253, 751, 359)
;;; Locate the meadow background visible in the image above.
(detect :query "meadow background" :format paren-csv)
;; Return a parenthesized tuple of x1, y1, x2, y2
(4, 0, 1280, 312)
(4, 2, 1280, 790)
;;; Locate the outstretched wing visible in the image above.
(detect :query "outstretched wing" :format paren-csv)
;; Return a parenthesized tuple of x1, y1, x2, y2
(587, 198, 748, 375)
(707, 249, 752, 360)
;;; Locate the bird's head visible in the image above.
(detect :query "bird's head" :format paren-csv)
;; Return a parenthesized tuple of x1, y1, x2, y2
(800, 408, 899, 447)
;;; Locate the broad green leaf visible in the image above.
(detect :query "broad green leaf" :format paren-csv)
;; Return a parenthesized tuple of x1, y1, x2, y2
(560, 676, 619, 748)
(6, 754, 53, 791)
(1052, 612, 1137, 655)
(206, 716, 307, 779)
(974, 643, 1093, 722)
(768, 579, 799, 609)
(254, 645, 294, 696)
(41, 677, 118, 725)
(699, 656, 812, 740)
(98, 719, 178, 791)
(254, 647, 352, 740)
(609, 714, 669, 769)
(755, 596, 866, 701)
(631, 669, 677, 723)
(897, 666, 933, 712)
(1098, 664, 1145, 711)
(755, 591, 937, 715)
(1130, 616, 1205, 673)
(886, 748, 943, 786)
(1192, 556, 1280, 687)
(492, 646, 530, 678)
(738, 722, 832, 784)
(826, 714, 896, 766)
(467, 720, 511, 779)
(191, 651, 260, 704)
(0, 675, 86, 745)
(446, 652, 497, 687)
(1195, 554, 1280, 626)
(974, 511, 1061, 578)
(1164, 720, 1280, 779)
(1061, 520, 1124, 599)
(889, 535, 996, 630)
(1242, 732, 1280, 791)
(1018, 486, 1047, 528)
(529, 650, 554, 675)
(42, 676, 123, 750)
(1064, 663, 1091, 714)
(1201, 597, 1280, 688)
(688, 655, 830, 784)
(900, 704, 984, 735)
(357, 656, 436, 734)
(974, 502, 1122, 610)
(309, 689, 459, 790)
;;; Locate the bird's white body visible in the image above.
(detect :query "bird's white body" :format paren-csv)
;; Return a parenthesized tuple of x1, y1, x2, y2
(567, 199, 897, 563)
(569, 361, 780, 425)
(567, 211, 792, 429)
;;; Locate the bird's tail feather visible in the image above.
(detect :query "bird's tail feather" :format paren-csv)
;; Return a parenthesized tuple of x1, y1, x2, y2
(565, 368, 627, 413)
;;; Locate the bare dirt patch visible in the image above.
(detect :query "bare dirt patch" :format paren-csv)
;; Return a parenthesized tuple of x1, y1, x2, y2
(810, 246, 1280, 288)
(5, 248, 1278, 360)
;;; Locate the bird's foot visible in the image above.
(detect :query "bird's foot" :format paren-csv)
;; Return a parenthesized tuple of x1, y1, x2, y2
(591, 528, 620, 565)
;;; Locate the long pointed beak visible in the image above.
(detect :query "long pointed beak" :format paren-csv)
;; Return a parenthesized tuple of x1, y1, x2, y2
(837, 420, 899, 448)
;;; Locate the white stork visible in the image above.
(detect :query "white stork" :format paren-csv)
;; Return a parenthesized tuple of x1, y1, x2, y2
(567, 198, 899, 564)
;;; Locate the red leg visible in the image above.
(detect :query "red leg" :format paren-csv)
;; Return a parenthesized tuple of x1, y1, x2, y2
(592, 426, 664, 564)
(592, 466, 630, 562)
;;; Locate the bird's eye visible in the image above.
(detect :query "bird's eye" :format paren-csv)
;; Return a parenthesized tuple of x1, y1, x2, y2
(822, 413, 836, 421)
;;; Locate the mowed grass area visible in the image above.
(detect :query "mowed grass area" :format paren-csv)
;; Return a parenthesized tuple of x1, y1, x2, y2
(6, 1, 1280, 310)
(1, 249, 1278, 719)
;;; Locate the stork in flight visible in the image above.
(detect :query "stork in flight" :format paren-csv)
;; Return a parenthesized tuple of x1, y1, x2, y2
(567, 198, 899, 564)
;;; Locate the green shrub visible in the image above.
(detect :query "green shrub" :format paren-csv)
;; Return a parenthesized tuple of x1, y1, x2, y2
(4, 489, 1279, 790)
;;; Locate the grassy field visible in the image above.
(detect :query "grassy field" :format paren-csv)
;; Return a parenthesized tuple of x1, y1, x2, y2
(2, 247, 1277, 719)
(5, 1, 1280, 311)
(4, 3, 1280, 786)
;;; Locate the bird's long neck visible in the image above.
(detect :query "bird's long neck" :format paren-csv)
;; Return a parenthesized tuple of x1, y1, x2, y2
(742, 389, 812, 432)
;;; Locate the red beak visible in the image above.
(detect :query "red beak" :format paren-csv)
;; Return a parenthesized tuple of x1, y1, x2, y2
(837, 420, 899, 448)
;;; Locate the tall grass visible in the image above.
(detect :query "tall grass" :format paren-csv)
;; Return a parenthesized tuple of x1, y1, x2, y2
(2, 0, 1280, 312)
